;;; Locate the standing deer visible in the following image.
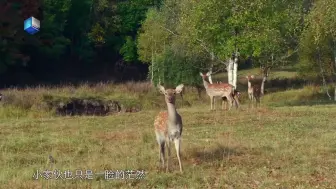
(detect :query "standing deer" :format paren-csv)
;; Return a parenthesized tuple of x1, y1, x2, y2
(213, 80, 240, 109)
(200, 72, 238, 110)
(246, 67, 270, 108)
(154, 84, 184, 173)
(222, 89, 241, 110)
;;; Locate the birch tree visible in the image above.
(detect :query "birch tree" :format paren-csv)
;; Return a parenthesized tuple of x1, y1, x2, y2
(299, 0, 336, 100)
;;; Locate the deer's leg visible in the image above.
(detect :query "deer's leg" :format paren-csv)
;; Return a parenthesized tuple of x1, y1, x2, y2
(254, 96, 258, 108)
(174, 138, 183, 173)
(209, 96, 213, 110)
(248, 93, 252, 108)
(156, 132, 165, 169)
(253, 96, 257, 108)
(180, 92, 184, 108)
(166, 139, 171, 172)
(228, 96, 233, 111)
(159, 141, 165, 168)
(234, 97, 239, 109)
(256, 97, 260, 108)
(210, 96, 215, 111)
(197, 87, 202, 99)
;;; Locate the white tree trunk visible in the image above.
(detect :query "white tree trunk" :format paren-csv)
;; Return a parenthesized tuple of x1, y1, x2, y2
(232, 57, 238, 89)
(208, 52, 215, 84)
(227, 59, 233, 86)
(208, 66, 213, 84)
(317, 49, 332, 100)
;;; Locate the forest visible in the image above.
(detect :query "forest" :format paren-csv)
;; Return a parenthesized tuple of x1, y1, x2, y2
(0, 0, 335, 90)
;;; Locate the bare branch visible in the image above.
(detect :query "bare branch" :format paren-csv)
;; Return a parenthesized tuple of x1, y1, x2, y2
(159, 25, 178, 36)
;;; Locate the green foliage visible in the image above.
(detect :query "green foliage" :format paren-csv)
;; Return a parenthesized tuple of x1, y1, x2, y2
(88, 23, 106, 45)
(39, 0, 72, 59)
(137, 0, 304, 87)
(306, 0, 336, 45)
(298, 0, 336, 77)
(120, 36, 138, 63)
(0, 0, 161, 84)
(0, 0, 334, 86)
(137, 8, 170, 63)
(117, 0, 163, 63)
(151, 47, 204, 87)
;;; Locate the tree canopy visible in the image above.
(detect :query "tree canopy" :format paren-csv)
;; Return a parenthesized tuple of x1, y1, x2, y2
(137, 0, 305, 86)
(0, 0, 335, 89)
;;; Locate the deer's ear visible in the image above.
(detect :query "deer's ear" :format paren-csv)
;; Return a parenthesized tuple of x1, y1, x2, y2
(206, 71, 211, 76)
(199, 72, 203, 76)
(158, 85, 166, 94)
(250, 75, 255, 78)
(175, 84, 184, 94)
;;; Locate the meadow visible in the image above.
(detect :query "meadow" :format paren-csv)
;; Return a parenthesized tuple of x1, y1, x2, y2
(0, 69, 336, 189)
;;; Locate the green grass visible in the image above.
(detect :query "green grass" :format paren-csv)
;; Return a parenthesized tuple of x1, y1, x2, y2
(0, 104, 336, 188)
(1, 67, 336, 188)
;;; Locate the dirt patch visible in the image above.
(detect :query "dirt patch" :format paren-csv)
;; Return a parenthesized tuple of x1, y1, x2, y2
(42, 95, 141, 116)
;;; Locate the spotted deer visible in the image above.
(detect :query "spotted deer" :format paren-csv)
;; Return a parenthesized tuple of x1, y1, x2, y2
(246, 67, 269, 108)
(200, 72, 238, 110)
(213, 80, 240, 109)
(154, 84, 184, 173)
(222, 89, 241, 110)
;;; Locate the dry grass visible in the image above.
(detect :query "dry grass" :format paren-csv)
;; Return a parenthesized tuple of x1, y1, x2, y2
(0, 81, 206, 115)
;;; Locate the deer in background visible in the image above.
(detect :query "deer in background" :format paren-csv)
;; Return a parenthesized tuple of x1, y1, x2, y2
(154, 84, 184, 173)
(222, 89, 241, 110)
(246, 66, 270, 108)
(214, 80, 241, 110)
(200, 72, 238, 110)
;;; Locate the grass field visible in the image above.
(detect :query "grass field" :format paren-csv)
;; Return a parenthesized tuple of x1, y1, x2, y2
(0, 69, 336, 188)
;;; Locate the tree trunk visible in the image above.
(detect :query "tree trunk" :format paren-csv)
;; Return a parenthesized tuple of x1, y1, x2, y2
(261, 77, 267, 95)
(232, 55, 238, 89)
(227, 58, 233, 86)
(208, 65, 213, 84)
(317, 48, 331, 100)
(208, 52, 215, 84)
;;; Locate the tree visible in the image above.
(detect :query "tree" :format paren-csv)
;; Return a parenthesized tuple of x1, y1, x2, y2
(137, 0, 304, 89)
(299, 0, 336, 100)
(137, 5, 173, 83)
